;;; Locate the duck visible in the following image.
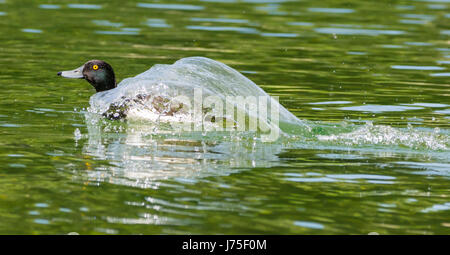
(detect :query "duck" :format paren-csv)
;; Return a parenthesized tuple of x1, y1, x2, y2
(58, 57, 303, 129)
(58, 60, 182, 120)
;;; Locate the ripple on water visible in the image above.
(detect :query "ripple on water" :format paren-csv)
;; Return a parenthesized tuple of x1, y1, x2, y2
(418, 0, 450, 2)
(137, 3, 204, 10)
(404, 42, 433, 46)
(92, 20, 123, 28)
(0, 123, 22, 127)
(59, 208, 72, 213)
(21, 29, 43, 33)
(186, 25, 259, 34)
(400, 14, 435, 21)
(95, 28, 140, 35)
(396, 5, 415, 10)
(399, 19, 428, 25)
(339, 105, 423, 113)
(285, 177, 337, 183)
(308, 101, 352, 105)
(430, 72, 450, 77)
(67, 4, 102, 10)
(34, 219, 50, 225)
(326, 174, 396, 181)
(35, 203, 49, 208)
(435, 109, 450, 115)
(315, 27, 405, 36)
(287, 22, 314, 26)
(286, 173, 396, 185)
(190, 17, 249, 23)
(260, 32, 298, 37)
(145, 19, 171, 28)
(34, 108, 55, 112)
(391, 65, 445, 70)
(294, 221, 324, 230)
(243, 0, 290, 3)
(254, 4, 287, 15)
(95, 228, 118, 234)
(402, 103, 448, 108)
(106, 215, 177, 225)
(308, 8, 354, 13)
(421, 202, 450, 213)
(39, 4, 60, 9)
(380, 44, 405, 49)
(7, 154, 24, 157)
(200, 0, 237, 2)
(427, 4, 447, 9)
(347, 51, 367, 55)
(8, 163, 26, 168)
(395, 162, 450, 177)
(316, 153, 367, 160)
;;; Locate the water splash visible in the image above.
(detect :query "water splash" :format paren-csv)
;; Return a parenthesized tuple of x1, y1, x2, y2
(84, 57, 450, 152)
(317, 122, 449, 151)
(88, 57, 304, 140)
(73, 128, 82, 141)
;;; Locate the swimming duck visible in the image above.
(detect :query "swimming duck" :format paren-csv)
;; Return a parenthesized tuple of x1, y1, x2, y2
(58, 60, 182, 120)
(58, 57, 303, 129)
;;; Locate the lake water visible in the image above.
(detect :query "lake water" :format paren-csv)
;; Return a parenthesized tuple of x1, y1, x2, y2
(0, 0, 449, 234)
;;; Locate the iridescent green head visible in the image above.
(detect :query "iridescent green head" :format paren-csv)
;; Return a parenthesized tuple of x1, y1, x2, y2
(58, 60, 116, 92)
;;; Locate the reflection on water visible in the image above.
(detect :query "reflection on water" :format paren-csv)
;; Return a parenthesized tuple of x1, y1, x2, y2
(79, 113, 284, 188)
(0, 0, 449, 234)
(76, 110, 449, 191)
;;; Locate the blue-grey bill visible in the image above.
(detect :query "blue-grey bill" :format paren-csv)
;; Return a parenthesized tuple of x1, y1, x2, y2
(58, 65, 84, 79)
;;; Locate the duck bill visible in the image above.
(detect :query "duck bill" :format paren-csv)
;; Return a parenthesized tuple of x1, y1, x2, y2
(58, 65, 84, 79)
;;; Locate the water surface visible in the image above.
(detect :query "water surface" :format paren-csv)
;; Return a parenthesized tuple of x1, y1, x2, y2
(0, 0, 449, 234)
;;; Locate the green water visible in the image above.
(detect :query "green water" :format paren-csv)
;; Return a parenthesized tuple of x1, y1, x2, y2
(0, 0, 449, 234)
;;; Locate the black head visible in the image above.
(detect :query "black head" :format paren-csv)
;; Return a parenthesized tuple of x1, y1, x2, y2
(58, 60, 116, 92)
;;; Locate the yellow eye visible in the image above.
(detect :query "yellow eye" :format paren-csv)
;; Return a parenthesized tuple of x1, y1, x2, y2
(93, 65, 99, 70)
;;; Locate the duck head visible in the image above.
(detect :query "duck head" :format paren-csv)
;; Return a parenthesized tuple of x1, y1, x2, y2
(58, 60, 116, 92)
